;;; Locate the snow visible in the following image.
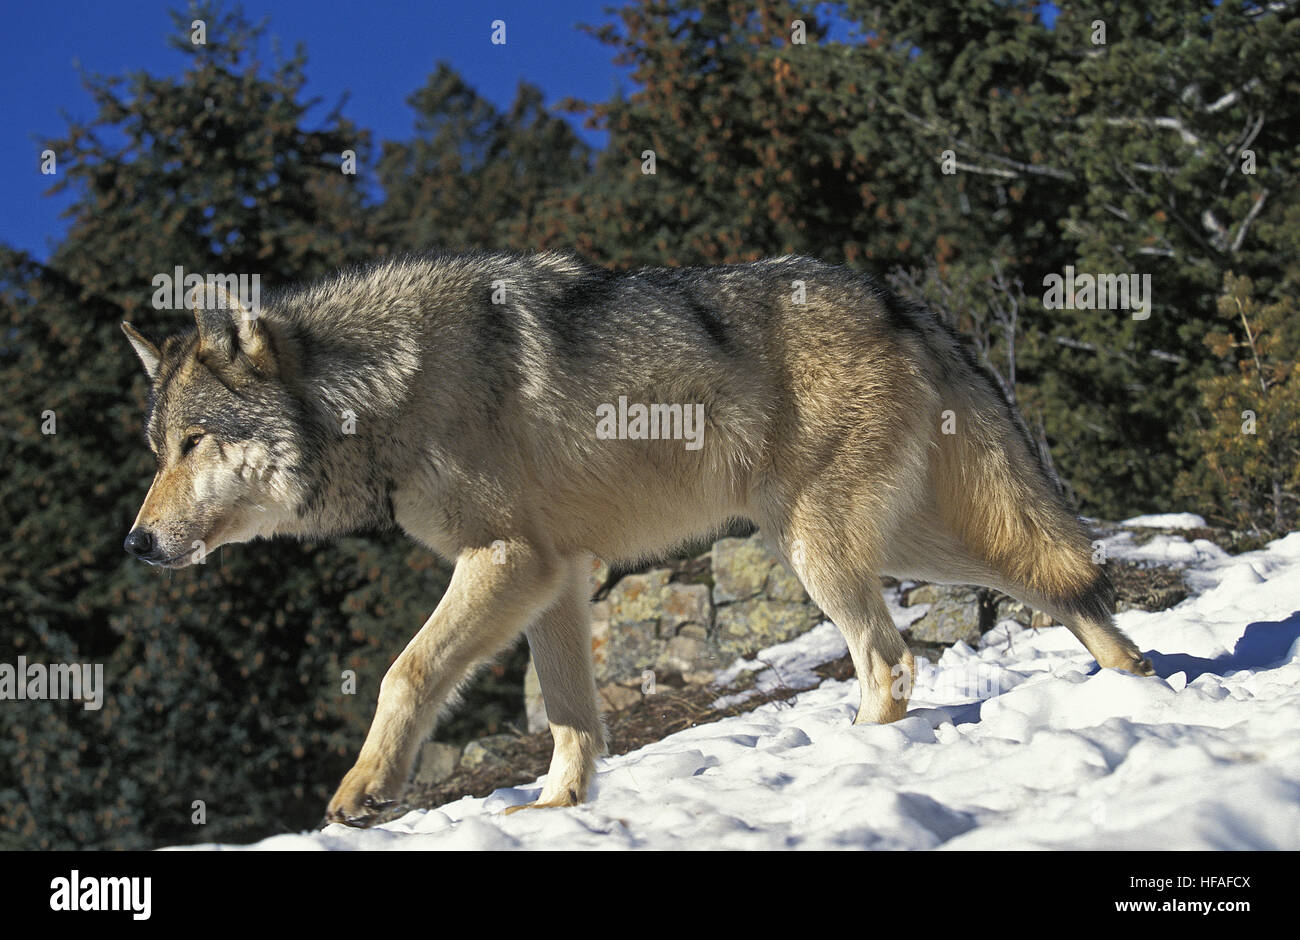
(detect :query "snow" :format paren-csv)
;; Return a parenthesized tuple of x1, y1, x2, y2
(1120, 512, 1208, 530)
(1098, 527, 1230, 569)
(177, 530, 1300, 851)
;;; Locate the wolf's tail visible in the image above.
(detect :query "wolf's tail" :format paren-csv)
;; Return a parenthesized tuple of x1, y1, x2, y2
(932, 377, 1111, 622)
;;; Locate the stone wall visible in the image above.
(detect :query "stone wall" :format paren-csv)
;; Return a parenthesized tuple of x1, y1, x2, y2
(523, 534, 824, 732)
(517, 534, 1069, 733)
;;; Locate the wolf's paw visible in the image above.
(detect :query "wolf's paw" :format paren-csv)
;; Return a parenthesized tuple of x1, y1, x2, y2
(324, 761, 404, 828)
(1106, 651, 1156, 677)
(501, 787, 585, 815)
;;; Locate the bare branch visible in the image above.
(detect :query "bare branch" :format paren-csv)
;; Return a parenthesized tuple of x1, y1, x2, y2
(1202, 209, 1231, 252)
(1230, 188, 1269, 253)
(1103, 116, 1205, 153)
(1205, 78, 1261, 114)
(1246, 1, 1295, 19)
(1220, 113, 1265, 191)
(875, 91, 1073, 182)
(949, 159, 1018, 180)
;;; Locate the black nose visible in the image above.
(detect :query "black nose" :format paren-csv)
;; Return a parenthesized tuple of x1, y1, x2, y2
(123, 529, 155, 558)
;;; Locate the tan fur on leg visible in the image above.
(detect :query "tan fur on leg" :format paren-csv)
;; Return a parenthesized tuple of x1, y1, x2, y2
(326, 540, 562, 827)
(504, 557, 606, 814)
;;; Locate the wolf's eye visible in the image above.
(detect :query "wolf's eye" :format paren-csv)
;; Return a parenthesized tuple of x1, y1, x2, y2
(181, 433, 205, 456)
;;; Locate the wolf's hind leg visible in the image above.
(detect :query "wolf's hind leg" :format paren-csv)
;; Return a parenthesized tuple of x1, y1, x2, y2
(504, 556, 606, 814)
(825, 582, 915, 725)
(985, 565, 1153, 676)
(890, 517, 1153, 676)
(1023, 575, 1155, 676)
(963, 530, 1152, 675)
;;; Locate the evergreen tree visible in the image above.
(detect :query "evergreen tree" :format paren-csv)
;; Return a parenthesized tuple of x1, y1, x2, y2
(1176, 272, 1300, 533)
(376, 64, 591, 253)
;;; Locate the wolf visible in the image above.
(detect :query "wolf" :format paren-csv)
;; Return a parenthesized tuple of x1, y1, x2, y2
(121, 251, 1154, 826)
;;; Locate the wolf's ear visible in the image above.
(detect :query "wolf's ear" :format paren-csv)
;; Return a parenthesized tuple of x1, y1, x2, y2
(121, 322, 162, 380)
(188, 283, 275, 374)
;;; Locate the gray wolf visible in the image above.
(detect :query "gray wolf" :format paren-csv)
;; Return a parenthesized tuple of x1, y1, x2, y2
(121, 251, 1154, 826)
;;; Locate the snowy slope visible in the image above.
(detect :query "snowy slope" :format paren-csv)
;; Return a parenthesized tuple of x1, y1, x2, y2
(182, 522, 1300, 850)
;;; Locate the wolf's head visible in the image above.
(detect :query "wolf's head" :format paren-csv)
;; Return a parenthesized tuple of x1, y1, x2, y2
(121, 287, 310, 568)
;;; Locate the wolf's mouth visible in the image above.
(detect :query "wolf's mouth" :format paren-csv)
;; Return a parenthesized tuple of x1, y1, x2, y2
(144, 536, 215, 568)
(144, 550, 199, 569)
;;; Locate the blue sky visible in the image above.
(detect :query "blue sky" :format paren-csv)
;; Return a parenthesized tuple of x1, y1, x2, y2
(2, 1, 630, 261)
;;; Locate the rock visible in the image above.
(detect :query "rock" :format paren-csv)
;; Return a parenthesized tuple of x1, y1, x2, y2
(715, 597, 822, 655)
(904, 587, 983, 645)
(661, 582, 713, 635)
(664, 634, 726, 675)
(459, 733, 517, 771)
(993, 596, 1035, 627)
(597, 618, 659, 684)
(765, 562, 810, 603)
(677, 622, 708, 640)
(608, 570, 672, 624)
(586, 556, 610, 598)
(711, 537, 776, 603)
(412, 740, 461, 786)
(597, 682, 642, 712)
(902, 583, 946, 607)
(665, 551, 714, 589)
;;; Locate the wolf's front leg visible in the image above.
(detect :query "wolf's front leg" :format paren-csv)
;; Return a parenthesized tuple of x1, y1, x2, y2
(504, 557, 605, 813)
(325, 541, 562, 827)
